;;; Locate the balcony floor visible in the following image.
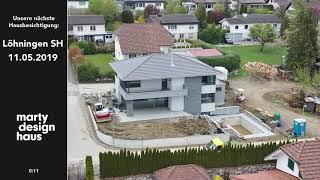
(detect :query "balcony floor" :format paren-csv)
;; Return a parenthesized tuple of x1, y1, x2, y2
(116, 107, 189, 123)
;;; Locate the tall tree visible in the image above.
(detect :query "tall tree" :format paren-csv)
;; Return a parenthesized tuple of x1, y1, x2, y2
(207, 10, 214, 24)
(144, 5, 160, 18)
(214, 0, 225, 12)
(224, 0, 231, 18)
(121, 10, 134, 23)
(286, 0, 318, 70)
(279, 7, 290, 38)
(212, 11, 224, 24)
(165, 0, 187, 14)
(195, 2, 207, 29)
(249, 24, 276, 52)
(89, 0, 117, 18)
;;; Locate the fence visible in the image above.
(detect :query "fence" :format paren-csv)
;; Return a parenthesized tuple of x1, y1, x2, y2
(213, 106, 240, 115)
(89, 106, 230, 149)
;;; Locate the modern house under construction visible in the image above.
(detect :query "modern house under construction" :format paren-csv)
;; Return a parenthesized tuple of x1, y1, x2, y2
(110, 53, 227, 119)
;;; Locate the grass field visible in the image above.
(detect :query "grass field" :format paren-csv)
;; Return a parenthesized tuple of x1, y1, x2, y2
(77, 54, 114, 76)
(220, 45, 287, 76)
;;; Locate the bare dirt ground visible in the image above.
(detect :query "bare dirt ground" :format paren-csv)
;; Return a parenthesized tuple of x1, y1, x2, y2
(230, 77, 320, 137)
(98, 117, 212, 140)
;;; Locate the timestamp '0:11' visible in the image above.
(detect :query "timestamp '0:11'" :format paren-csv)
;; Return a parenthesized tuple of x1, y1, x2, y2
(8, 54, 58, 62)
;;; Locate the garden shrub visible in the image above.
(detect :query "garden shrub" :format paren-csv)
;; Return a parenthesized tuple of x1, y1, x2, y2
(77, 63, 100, 81)
(78, 41, 96, 55)
(199, 25, 226, 44)
(96, 44, 115, 54)
(198, 54, 240, 72)
(86, 156, 94, 180)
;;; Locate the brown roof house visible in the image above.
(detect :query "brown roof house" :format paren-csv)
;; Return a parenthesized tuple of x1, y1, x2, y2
(114, 23, 174, 60)
(264, 139, 320, 180)
(154, 164, 210, 180)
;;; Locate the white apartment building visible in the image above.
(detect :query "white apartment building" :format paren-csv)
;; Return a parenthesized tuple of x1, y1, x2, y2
(68, 15, 113, 43)
(146, 14, 199, 40)
(220, 14, 281, 42)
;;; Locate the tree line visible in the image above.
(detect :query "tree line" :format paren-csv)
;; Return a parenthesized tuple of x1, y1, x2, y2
(98, 140, 290, 178)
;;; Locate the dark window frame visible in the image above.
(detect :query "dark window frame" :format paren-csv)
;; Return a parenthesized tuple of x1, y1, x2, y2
(235, 25, 239, 29)
(202, 75, 216, 85)
(245, 25, 248, 29)
(216, 87, 222, 92)
(125, 81, 141, 88)
(288, 157, 295, 171)
(201, 93, 215, 103)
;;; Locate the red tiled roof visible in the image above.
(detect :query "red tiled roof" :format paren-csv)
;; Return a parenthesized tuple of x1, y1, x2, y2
(114, 23, 174, 55)
(154, 164, 210, 180)
(188, 48, 223, 57)
(231, 170, 298, 180)
(280, 140, 320, 180)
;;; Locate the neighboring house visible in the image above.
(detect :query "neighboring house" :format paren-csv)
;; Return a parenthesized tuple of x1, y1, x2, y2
(68, 0, 89, 9)
(264, 139, 320, 180)
(146, 14, 199, 40)
(110, 54, 227, 117)
(220, 14, 281, 42)
(239, 0, 268, 9)
(182, 0, 234, 13)
(269, 0, 291, 11)
(154, 164, 210, 180)
(118, 0, 165, 12)
(114, 23, 174, 60)
(68, 15, 113, 43)
(231, 170, 298, 180)
(285, 0, 320, 19)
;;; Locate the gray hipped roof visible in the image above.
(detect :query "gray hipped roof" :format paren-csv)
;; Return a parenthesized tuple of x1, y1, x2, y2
(68, 15, 105, 25)
(221, 14, 281, 24)
(110, 54, 223, 81)
(148, 14, 199, 24)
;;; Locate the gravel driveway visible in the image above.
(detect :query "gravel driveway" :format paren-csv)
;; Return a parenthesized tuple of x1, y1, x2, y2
(230, 77, 320, 137)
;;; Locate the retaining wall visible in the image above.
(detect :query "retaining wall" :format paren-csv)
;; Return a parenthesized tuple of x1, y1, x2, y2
(214, 106, 240, 115)
(89, 106, 230, 149)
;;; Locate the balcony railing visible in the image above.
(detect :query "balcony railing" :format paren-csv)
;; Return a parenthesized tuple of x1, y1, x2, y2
(119, 85, 188, 101)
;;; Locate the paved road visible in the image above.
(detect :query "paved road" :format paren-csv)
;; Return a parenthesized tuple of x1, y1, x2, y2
(67, 57, 110, 165)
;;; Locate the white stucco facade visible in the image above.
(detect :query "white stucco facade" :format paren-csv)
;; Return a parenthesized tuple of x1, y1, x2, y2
(162, 24, 199, 40)
(221, 20, 281, 40)
(68, 0, 89, 9)
(114, 36, 126, 60)
(125, 2, 164, 11)
(68, 24, 113, 42)
(275, 152, 300, 178)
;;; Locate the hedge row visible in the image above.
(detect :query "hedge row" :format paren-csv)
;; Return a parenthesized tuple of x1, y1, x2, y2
(77, 63, 100, 81)
(198, 54, 241, 72)
(99, 141, 290, 178)
(86, 156, 94, 180)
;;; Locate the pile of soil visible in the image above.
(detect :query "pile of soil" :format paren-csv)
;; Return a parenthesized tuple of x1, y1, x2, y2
(98, 117, 212, 140)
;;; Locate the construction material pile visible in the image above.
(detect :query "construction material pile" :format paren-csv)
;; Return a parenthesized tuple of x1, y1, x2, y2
(243, 62, 279, 79)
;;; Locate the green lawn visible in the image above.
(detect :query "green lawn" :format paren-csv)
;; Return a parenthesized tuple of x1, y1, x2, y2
(77, 53, 114, 76)
(220, 45, 287, 76)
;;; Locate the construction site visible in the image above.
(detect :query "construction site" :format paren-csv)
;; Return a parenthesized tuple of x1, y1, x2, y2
(78, 61, 319, 147)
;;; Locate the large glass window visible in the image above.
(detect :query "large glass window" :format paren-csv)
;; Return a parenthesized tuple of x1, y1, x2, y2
(201, 93, 215, 103)
(202, 75, 216, 85)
